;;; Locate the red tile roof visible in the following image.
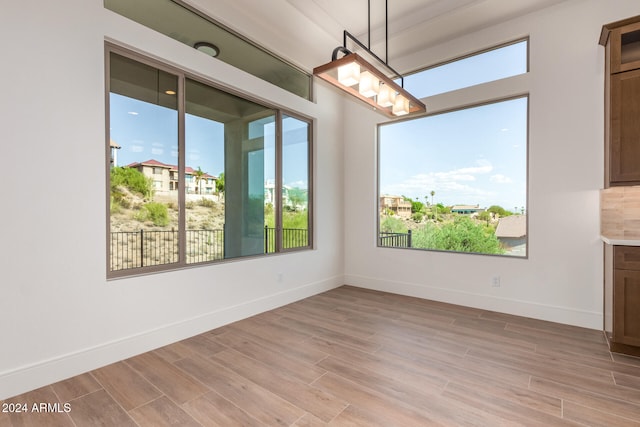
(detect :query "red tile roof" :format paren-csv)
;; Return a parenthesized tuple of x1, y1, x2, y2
(127, 159, 216, 179)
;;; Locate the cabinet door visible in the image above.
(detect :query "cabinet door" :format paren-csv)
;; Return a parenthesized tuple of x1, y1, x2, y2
(609, 21, 640, 74)
(613, 268, 640, 346)
(610, 68, 640, 184)
(614, 245, 640, 270)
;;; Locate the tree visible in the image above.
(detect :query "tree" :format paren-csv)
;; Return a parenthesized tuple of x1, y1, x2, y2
(412, 216, 504, 255)
(487, 205, 512, 218)
(193, 166, 205, 195)
(404, 196, 424, 214)
(288, 187, 307, 211)
(216, 172, 225, 198)
(477, 210, 492, 224)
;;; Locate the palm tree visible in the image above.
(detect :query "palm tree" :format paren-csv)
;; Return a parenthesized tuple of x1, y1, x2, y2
(430, 190, 436, 221)
(216, 172, 225, 200)
(193, 166, 205, 195)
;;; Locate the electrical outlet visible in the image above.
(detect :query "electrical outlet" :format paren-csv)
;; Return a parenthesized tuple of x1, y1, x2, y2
(277, 272, 283, 283)
(491, 276, 501, 287)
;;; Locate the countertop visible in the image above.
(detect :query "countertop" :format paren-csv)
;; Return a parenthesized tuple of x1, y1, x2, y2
(601, 235, 640, 246)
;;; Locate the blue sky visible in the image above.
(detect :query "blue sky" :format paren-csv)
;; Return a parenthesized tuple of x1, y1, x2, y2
(403, 40, 527, 98)
(379, 40, 528, 211)
(110, 40, 525, 206)
(110, 94, 308, 189)
(379, 96, 528, 211)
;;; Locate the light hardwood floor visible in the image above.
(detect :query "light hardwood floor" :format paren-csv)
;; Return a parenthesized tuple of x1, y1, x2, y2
(2, 285, 640, 426)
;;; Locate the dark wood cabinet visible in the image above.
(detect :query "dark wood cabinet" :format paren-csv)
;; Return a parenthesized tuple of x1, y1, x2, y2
(602, 16, 640, 356)
(601, 16, 640, 186)
(609, 20, 640, 74)
(613, 246, 640, 350)
(610, 69, 640, 183)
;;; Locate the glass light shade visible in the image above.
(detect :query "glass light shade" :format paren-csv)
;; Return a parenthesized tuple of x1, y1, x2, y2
(313, 52, 426, 117)
(358, 71, 380, 97)
(338, 62, 360, 86)
(377, 84, 396, 107)
(392, 94, 410, 116)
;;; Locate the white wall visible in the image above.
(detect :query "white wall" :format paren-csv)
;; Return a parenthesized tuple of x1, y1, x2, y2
(3, 0, 640, 401)
(344, 0, 640, 329)
(0, 0, 344, 399)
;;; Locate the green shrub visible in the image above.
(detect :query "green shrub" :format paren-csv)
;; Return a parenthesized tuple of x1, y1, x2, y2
(197, 198, 216, 208)
(135, 202, 170, 226)
(380, 215, 406, 233)
(110, 167, 153, 198)
(412, 216, 504, 255)
(264, 208, 308, 230)
(110, 195, 121, 214)
(283, 210, 308, 230)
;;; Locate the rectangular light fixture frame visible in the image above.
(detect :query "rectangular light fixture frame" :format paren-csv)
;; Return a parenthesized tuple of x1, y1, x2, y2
(313, 52, 426, 118)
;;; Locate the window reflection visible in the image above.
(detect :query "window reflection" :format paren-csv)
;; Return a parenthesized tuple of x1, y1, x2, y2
(109, 53, 179, 271)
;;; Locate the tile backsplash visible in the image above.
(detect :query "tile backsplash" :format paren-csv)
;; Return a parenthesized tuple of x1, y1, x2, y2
(601, 186, 640, 239)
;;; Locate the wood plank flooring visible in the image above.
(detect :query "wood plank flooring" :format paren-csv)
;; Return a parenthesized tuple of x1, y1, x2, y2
(2, 285, 640, 426)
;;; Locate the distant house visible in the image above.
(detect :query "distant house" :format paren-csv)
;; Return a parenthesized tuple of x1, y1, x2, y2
(451, 204, 484, 215)
(126, 159, 216, 195)
(185, 166, 217, 195)
(264, 180, 291, 207)
(380, 195, 412, 219)
(495, 215, 527, 255)
(109, 139, 121, 168)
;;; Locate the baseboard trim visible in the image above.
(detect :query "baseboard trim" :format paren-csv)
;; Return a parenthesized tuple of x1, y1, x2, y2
(0, 277, 342, 400)
(344, 274, 602, 330)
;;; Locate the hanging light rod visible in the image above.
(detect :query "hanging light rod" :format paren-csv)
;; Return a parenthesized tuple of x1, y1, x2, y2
(313, 1, 426, 118)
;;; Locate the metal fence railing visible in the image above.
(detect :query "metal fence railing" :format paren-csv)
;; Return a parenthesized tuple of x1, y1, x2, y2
(186, 229, 225, 264)
(110, 229, 179, 271)
(110, 227, 309, 271)
(379, 230, 412, 248)
(264, 226, 308, 253)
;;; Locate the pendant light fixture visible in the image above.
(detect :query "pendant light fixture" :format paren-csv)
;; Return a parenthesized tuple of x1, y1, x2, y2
(313, 0, 426, 118)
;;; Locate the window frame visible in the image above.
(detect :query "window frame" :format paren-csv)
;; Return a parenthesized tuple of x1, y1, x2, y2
(104, 0, 312, 101)
(402, 37, 530, 98)
(376, 37, 530, 258)
(105, 43, 313, 279)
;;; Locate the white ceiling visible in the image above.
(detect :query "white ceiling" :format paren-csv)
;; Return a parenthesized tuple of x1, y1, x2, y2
(187, 0, 569, 73)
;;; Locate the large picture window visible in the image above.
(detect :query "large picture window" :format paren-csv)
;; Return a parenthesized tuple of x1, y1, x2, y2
(107, 46, 312, 277)
(378, 96, 528, 257)
(403, 39, 528, 98)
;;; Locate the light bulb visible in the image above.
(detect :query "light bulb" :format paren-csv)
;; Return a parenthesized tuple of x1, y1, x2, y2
(337, 62, 360, 86)
(358, 71, 380, 97)
(377, 84, 396, 107)
(392, 95, 410, 116)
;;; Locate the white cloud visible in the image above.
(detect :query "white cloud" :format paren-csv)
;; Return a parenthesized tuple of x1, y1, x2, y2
(454, 159, 493, 175)
(286, 180, 308, 189)
(381, 159, 495, 202)
(490, 174, 512, 184)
